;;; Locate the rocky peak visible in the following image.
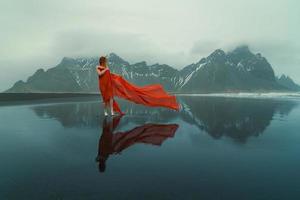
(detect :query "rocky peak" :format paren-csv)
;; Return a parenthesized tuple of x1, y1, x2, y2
(27, 68, 45, 83)
(74, 57, 98, 63)
(132, 61, 147, 67)
(209, 49, 226, 57)
(279, 74, 292, 81)
(207, 49, 226, 63)
(56, 57, 80, 69)
(276, 74, 300, 91)
(227, 45, 254, 64)
(60, 57, 75, 64)
(107, 53, 129, 66)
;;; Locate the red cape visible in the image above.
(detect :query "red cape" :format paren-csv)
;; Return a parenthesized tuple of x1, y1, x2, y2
(98, 67, 180, 114)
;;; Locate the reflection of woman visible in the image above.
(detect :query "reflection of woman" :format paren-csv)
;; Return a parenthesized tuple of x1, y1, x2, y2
(96, 116, 179, 173)
(96, 117, 120, 172)
(96, 56, 180, 116)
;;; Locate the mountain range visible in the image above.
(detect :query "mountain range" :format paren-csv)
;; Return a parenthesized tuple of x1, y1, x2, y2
(4, 45, 300, 93)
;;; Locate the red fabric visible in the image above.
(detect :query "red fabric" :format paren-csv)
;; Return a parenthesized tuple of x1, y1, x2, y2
(112, 123, 179, 153)
(96, 115, 179, 172)
(98, 115, 179, 157)
(98, 67, 180, 114)
(98, 116, 123, 158)
(98, 67, 123, 114)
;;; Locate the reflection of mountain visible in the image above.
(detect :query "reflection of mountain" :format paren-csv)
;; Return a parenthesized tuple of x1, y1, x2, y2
(31, 96, 297, 143)
(32, 100, 179, 128)
(33, 102, 102, 128)
(180, 97, 297, 143)
(96, 115, 179, 172)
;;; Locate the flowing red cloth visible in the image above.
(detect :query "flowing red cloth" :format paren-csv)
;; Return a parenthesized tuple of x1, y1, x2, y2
(112, 123, 178, 153)
(98, 66, 180, 114)
(96, 116, 179, 172)
(98, 116, 179, 157)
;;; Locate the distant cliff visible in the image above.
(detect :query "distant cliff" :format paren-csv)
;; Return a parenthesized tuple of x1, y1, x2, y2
(4, 46, 300, 93)
(276, 74, 300, 91)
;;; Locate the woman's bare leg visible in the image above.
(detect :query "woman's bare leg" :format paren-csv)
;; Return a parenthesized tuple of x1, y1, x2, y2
(103, 102, 109, 116)
(110, 98, 115, 116)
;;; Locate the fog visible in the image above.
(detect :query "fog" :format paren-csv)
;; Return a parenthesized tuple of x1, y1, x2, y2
(0, 0, 299, 91)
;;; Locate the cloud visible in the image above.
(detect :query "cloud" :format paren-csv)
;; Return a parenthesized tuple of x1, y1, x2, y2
(1, 0, 300, 91)
(190, 41, 221, 56)
(250, 40, 300, 79)
(48, 28, 189, 67)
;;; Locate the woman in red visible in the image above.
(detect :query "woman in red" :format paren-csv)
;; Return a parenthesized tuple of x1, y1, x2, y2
(96, 56, 180, 116)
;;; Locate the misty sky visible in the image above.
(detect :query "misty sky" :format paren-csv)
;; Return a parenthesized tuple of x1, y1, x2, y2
(0, 0, 299, 91)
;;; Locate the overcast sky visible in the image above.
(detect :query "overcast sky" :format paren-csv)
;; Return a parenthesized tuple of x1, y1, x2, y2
(0, 0, 299, 91)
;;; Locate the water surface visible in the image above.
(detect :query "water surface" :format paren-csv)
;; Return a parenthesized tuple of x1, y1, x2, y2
(0, 96, 300, 200)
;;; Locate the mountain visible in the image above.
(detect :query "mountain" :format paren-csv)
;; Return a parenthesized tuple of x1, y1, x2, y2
(276, 74, 300, 91)
(177, 46, 286, 93)
(4, 46, 300, 93)
(4, 53, 178, 93)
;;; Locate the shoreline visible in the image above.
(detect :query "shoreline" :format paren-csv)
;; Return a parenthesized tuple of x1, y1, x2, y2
(1, 93, 299, 107)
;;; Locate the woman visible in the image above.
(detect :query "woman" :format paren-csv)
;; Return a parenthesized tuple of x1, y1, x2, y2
(96, 56, 118, 116)
(96, 56, 180, 116)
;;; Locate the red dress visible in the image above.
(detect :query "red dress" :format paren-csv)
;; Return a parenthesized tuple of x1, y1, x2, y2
(98, 66, 180, 114)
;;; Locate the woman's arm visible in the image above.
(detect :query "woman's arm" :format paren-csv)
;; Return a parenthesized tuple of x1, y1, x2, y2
(96, 66, 109, 77)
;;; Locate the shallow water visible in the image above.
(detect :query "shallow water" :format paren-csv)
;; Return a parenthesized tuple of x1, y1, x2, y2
(0, 96, 300, 200)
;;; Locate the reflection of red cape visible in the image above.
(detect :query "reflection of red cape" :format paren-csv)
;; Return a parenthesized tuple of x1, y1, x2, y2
(112, 123, 179, 153)
(98, 67, 180, 114)
(98, 116, 179, 158)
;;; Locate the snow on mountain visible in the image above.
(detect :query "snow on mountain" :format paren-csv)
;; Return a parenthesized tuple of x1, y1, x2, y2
(4, 46, 300, 93)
